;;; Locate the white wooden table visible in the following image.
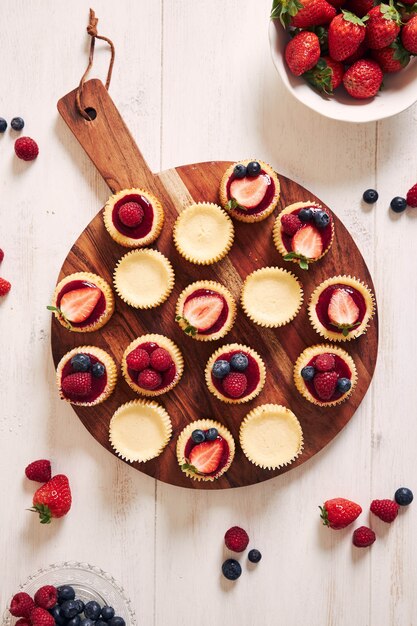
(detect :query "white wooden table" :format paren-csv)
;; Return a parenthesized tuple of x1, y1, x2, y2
(1, 1, 416, 624)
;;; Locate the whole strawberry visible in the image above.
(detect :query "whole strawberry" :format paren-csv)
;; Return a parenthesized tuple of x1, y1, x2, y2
(9, 592, 35, 618)
(320, 497, 362, 529)
(292, 0, 336, 28)
(34, 585, 57, 609)
(285, 31, 321, 77)
(25, 459, 52, 483)
(406, 183, 417, 207)
(30, 474, 72, 523)
(304, 56, 345, 94)
(353, 525, 376, 547)
(401, 15, 417, 54)
(343, 59, 383, 99)
(370, 498, 399, 523)
(371, 41, 410, 72)
(344, 40, 369, 64)
(345, 0, 373, 18)
(14, 137, 39, 161)
(328, 11, 367, 61)
(0, 277, 11, 296)
(224, 526, 250, 552)
(365, 1, 401, 50)
(30, 606, 55, 626)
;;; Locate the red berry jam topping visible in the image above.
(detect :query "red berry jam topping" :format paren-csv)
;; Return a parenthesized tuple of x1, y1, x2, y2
(226, 169, 276, 216)
(61, 353, 107, 403)
(280, 207, 333, 258)
(184, 436, 230, 477)
(316, 284, 366, 335)
(302, 353, 352, 403)
(182, 289, 229, 335)
(126, 342, 176, 391)
(211, 350, 260, 399)
(56, 280, 106, 327)
(112, 193, 154, 239)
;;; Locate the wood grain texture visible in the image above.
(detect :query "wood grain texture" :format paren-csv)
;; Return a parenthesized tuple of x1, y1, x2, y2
(52, 79, 378, 489)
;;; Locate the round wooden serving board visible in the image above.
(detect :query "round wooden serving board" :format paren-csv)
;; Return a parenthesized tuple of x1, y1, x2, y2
(53, 79, 378, 489)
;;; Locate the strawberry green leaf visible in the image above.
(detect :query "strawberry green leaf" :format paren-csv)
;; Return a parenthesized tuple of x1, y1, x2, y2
(46, 305, 73, 330)
(283, 252, 310, 269)
(342, 9, 368, 24)
(391, 39, 410, 65)
(380, 0, 401, 23)
(319, 505, 330, 526)
(176, 315, 197, 336)
(271, 0, 304, 28)
(28, 503, 52, 524)
(304, 59, 334, 95)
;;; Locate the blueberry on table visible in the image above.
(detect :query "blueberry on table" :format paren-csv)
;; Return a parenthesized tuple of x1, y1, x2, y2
(0, 118, 7, 133)
(248, 548, 262, 563)
(101, 606, 115, 621)
(363, 189, 378, 204)
(395, 487, 413, 506)
(336, 377, 351, 393)
(246, 161, 261, 177)
(191, 429, 206, 444)
(108, 616, 126, 626)
(11, 116, 25, 130)
(71, 353, 91, 372)
(222, 558, 242, 580)
(75, 599, 85, 613)
(205, 428, 218, 441)
(61, 600, 79, 619)
(313, 210, 330, 229)
(92, 362, 105, 378)
(230, 353, 249, 372)
(212, 359, 230, 379)
(301, 366, 315, 381)
(233, 164, 247, 179)
(84, 601, 102, 620)
(57, 585, 76, 603)
(390, 197, 407, 213)
(298, 208, 313, 222)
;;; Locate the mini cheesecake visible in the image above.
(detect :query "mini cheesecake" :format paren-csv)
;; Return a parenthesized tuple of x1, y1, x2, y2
(294, 344, 357, 407)
(103, 188, 164, 247)
(50, 272, 114, 332)
(219, 159, 280, 223)
(176, 419, 235, 481)
(121, 334, 184, 397)
(175, 280, 236, 341)
(273, 201, 334, 269)
(205, 343, 266, 404)
(56, 346, 117, 407)
(309, 276, 375, 342)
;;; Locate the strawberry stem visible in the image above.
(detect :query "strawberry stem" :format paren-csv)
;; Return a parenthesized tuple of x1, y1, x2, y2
(319, 505, 329, 526)
(175, 315, 197, 336)
(28, 503, 52, 524)
(47, 305, 73, 330)
(283, 252, 310, 269)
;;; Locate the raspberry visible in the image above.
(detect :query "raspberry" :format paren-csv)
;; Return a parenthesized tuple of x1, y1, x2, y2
(34, 585, 57, 609)
(14, 137, 39, 161)
(0, 277, 11, 296)
(118, 202, 144, 227)
(15, 620, 31, 626)
(224, 526, 250, 552)
(370, 499, 399, 523)
(222, 372, 247, 398)
(315, 353, 335, 372)
(150, 347, 173, 372)
(313, 371, 338, 401)
(352, 526, 376, 548)
(126, 347, 150, 371)
(281, 214, 302, 236)
(0, 248, 4, 263)
(406, 183, 417, 208)
(137, 368, 162, 390)
(9, 592, 35, 618)
(25, 459, 52, 483)
(61, 372, 92, 397)
(30, 606, 55, 626)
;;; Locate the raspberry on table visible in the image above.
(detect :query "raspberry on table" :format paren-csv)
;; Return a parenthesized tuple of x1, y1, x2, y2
(224, 525, 250, 552)
(14, 136, 39, 161)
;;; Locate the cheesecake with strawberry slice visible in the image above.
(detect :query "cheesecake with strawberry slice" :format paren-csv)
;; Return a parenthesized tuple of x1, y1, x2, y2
(294, 344, 357, 407)
(219, 159, 280, 223)
(273, 201, 334, 269)
(50, 272, 115, 332)
(309, 276, 375, 341)
(176, 280, 236, 341)
(176, 419, 235, 481)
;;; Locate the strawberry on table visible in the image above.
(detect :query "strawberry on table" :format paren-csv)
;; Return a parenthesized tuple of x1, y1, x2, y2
(229, 175, 269, 209)
(285, 31, 321, 76)
(401, 15, 417, 54)
(343, 59, 383, 99)
(328, 11, 367, 61)
(371, 41, 410, 72)
(365, 1, 401, 50)
(186, 439, 224, 475)
(304, 56, 344, 94)
(370, 498, 399, 523)
(58, 286, 101, 323)
(183, 294, 223, 332)
(30, 474, 72, 523)
(320, 497, 362, 529)
(328, 288, 360, 335)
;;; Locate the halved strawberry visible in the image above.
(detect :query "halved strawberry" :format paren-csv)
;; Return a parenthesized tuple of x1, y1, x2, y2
(229, 175, 269, 209)
(187, 439, 224, 475)
(182, 295, 223, 332)
(291, 225, 323, 260)
(328, 288, 360, 335)
(59, 287, 101, 323)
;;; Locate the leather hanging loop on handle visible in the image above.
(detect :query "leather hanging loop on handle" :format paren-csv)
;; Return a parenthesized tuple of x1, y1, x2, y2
(75, 8, 115, 120)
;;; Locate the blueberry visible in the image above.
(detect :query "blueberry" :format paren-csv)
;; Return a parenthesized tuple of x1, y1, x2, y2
(57, 586, 76, 603)
(363, 189, 378, 204)
(68, 617, 81, 626)
(71, 353, 91, 372)
(205, 428, 218, 441)
(191, 429, 205, 444)
(395, 487, 413, 506)
(101, 607, 115, 621)
(0, 118, 7, 133)
(248, 549, 262, 563)
(313, 210, 330, 229)
(61, 600, 79, 619)
(108, 617, 126, 626)
(222, 558, 242, 581)
(301, 366, 315, 381)
(298, 208, 313, 222)
(230, 353, 249, 372)
(84, 601, 102, 620)
(96, 621, 108, 626)
(336, 377, 351, 393)
(233, 164, 247, 179)
(390, 196, 407, 213)
(80, 620, 96, 626)
(11, 116, 25, 131)
(50, 606, 66, 626)
(92, 362, 105, 378)
(212, 359, 230, 379)
(75, 600, 85, 614)
(246, 161, 261, 177)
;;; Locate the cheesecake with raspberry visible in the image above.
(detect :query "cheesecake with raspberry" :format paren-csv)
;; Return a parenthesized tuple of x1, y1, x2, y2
(122, 334, 184, 397)
(308, 276, 375, 341)
(103, 188, 164, 247)
(205, 343, 266, 404)
(219, 160, 280, 223)
(273, 201, 334, 269)
(294, 344, 357, 407)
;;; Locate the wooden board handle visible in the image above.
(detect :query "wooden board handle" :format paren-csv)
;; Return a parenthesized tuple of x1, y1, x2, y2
(57, 78, 156, 193)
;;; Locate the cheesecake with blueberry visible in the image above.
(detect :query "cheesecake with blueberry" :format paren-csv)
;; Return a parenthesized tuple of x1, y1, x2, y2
(49, 272, 114, 332)
(273, 201, 334, 269)
(56, 346, 117, 406)
(103, 188, 164, 247)
(121, 334, 184, 397)
(294, 344, 357, 407)
(176, 419, 235, 481)
(176, 280, 236, 341)
(219, 159, 280, 223)
(205, 344, 266, 404)
(308, 276, 375, 341)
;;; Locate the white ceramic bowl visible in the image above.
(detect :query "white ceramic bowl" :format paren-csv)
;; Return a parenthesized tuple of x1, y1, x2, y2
(269, 19, 417, 123)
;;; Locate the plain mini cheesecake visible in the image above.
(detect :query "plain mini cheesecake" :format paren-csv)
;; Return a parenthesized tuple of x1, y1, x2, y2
(219, 159, 280, 223)
(103, 188, 164, 247)
(308, 275, 375, 341)
(175, 280, 236, 341)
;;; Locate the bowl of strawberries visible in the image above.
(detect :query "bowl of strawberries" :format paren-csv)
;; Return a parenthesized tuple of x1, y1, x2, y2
(269, 0, 417, 122)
